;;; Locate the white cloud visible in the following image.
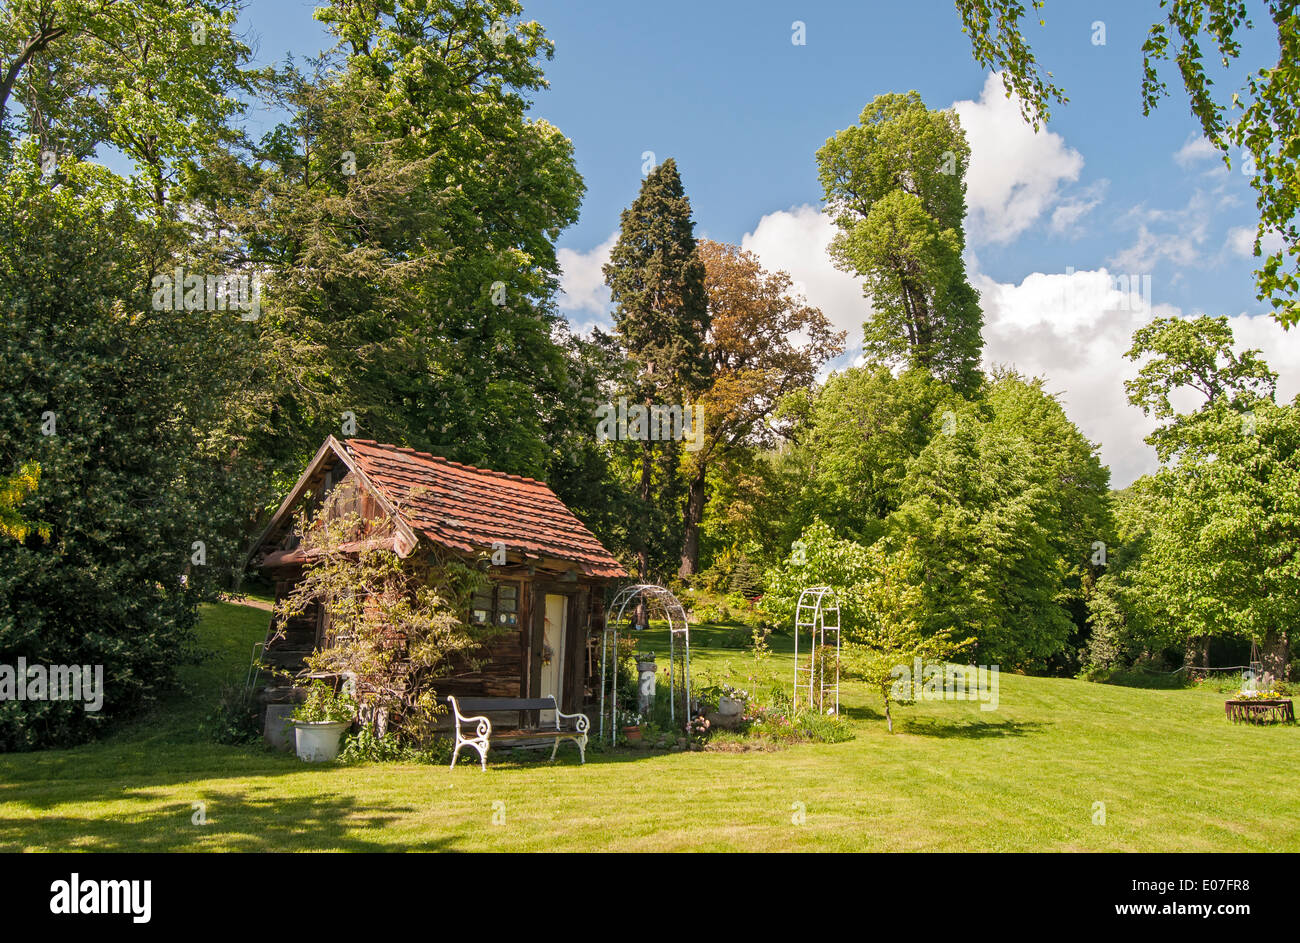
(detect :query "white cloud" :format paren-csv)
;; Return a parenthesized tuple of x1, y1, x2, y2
(556, 231, 617, 320)
(1225, 224, 1286, 259)
(1049, 197, 1099, 234)
(973, 262, 1157, 486)
(740, 204, 869, 353)
(1109, 224, 1205, 273)
(974, 260, 1300, 487)
(952, 72, 1085, 245)
(1174, 133, 1219, 167)
(1108, 189, 1219, 273)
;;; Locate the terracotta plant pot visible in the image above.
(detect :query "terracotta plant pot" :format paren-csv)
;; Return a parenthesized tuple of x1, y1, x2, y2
(623, 725, 643, 742)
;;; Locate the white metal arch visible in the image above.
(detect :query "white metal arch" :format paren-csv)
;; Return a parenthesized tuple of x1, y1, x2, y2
(793, 586, 841, 715)
(599, 584, 691, 743)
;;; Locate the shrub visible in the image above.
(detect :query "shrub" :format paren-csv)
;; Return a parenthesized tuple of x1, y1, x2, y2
(202, 683, 262, 745)
(337, 726, 450, 765)
(292, 681, 357, 724)
(0, 158, 245, 750)
(276, 485, 487, 745)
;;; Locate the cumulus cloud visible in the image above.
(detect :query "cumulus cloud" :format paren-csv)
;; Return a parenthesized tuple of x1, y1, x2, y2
(720, 212, 1300, 487)
(974, 260, 1300, 487)
(556, 231, 617, 321)
(952, 73, 1085, 244)
(1108, 189, 1222, 273)
(973, 262, 1160, 486)
(740, 204, 869, 354)
(1109, 224, 1205, 274)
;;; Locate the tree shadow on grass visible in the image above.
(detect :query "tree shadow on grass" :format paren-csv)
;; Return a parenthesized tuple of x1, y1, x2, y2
(838, 705, 886, 723)
(898, 717, 1047, 739)
(838, 704, 1044, 738)
(0, 742, 307, 812)
(487, 744, 680, 768)
(0, 788, 451, 852)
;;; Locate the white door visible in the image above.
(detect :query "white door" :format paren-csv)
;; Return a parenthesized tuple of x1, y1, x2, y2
(540, 594, 567, 723)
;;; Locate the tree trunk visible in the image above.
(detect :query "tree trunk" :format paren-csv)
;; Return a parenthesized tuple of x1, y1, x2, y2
(678, 463, 707, 578)
(1183, 635, 1209, 670)
(1263, 628, 1291, 681)
(636, 441, 652, 581)
(882, 689, 893, 733)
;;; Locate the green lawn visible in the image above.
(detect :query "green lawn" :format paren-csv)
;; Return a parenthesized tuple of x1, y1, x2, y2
(1, 601, 1296, 851)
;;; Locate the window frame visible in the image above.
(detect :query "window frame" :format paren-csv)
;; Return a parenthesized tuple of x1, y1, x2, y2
(468, 580, 521, 630)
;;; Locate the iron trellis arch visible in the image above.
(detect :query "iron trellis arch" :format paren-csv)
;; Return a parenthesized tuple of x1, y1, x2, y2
(599, 584, 691, 744)
(793, 586, 841, 715)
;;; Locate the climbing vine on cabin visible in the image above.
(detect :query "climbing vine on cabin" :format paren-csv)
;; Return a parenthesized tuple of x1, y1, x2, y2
(274, 486, 494, 745)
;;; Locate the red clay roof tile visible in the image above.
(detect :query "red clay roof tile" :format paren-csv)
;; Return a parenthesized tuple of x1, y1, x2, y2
(344, 439, 627, 578)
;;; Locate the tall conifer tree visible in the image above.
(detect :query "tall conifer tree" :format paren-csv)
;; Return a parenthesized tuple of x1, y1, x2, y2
(603, 158, 709, 578)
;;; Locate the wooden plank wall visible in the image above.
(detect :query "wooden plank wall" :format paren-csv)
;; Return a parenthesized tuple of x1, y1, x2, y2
(434, 574, 530, 700)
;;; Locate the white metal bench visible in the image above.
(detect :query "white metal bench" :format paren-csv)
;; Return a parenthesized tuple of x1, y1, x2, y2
(446, 695, 589, 771)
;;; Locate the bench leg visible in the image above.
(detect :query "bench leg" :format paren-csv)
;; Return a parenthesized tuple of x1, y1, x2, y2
(451, 737, 489, 771)
(578, 733, 586, 764)
(550, 736, 560, 762)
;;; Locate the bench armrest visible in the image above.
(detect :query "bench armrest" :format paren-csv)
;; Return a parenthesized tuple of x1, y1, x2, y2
(554, 707, 590, 736)
(446, 696, 491, 739)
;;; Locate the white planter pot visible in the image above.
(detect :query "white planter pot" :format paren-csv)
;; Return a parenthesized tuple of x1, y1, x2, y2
(718, 695, 743, 716)
(292, 720, 350, 762)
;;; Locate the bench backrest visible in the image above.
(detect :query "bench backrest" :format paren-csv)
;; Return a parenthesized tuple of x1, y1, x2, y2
(453, 696, 557, 714)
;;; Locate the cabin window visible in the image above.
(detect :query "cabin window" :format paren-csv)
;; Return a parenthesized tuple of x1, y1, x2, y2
(469, 581, 520, 628)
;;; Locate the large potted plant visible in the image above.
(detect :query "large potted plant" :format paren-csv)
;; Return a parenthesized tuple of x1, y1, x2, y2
(291, 681, 356, 762)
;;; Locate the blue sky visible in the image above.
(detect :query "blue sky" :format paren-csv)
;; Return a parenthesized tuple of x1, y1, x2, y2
(234, 0, 1297, 486)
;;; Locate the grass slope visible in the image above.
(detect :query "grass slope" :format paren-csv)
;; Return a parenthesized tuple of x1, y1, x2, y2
(0, 602, 1295, 852)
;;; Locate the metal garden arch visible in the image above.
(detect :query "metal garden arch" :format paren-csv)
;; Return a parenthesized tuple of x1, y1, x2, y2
(599, 584, 691, 744)
(793, 586, 841, 715)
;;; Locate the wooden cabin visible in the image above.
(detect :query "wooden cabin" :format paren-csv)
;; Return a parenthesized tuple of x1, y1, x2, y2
(247, 436, 627, 722)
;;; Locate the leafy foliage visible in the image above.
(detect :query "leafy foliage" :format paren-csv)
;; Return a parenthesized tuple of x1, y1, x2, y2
(0, 462, 48, 541)
(1125, 314, 1276, 461)
(892, 372, 1111, 666)
(680, 240, 844, 575)
(1090, 318, 1299, 677)
(954, 0, 1300, 327)
(0, 153, 238, 749)
(292, 681, 357, 725)
(817, 91, 983, 392)
(762, 522, 971, 730)
(275, 483, 488, 742)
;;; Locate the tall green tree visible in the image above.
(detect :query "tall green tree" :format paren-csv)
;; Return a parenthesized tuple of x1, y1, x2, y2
(890, 371, 1111, 667)
(1093, 315, 1299, 677)
(0, 0, 262, 748)
(797, 365, 962, 538)
(175, 0, 590, 542)
(603, 157, 710, 578)
(0, 0, 256, 212)
(817, 91, 983, 392)
(0, 154, 240, 749)
(955, 0, 1300, 328)
(766, 367, 1108, 668)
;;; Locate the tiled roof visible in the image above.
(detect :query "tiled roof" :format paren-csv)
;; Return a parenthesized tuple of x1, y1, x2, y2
(344, 439, 627, 579)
